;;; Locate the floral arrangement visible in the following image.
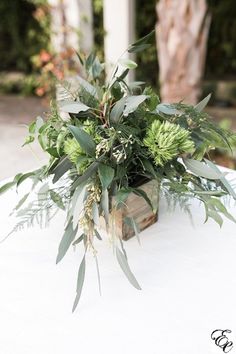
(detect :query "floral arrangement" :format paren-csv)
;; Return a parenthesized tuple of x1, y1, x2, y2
(1, 31, 236, 311)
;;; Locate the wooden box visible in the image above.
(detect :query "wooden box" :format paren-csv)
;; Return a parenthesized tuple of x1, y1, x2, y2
(110, 180, 160, 240)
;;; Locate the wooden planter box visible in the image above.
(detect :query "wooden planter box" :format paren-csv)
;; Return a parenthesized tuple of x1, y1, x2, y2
(109, 180, 160, 240)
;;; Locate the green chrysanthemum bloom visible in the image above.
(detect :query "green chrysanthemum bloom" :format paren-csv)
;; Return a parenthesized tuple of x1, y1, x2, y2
(144, 120, 194, 166)
(64, 138, 90, 174)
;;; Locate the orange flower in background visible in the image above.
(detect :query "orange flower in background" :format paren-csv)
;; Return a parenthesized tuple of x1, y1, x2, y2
(39, 50, 52, 63)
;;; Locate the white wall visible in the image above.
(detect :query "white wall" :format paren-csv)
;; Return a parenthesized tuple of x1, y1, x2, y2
(103, 0, 135, 81)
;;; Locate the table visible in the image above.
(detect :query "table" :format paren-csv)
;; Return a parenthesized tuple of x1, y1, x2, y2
(0, 172, 236, 354)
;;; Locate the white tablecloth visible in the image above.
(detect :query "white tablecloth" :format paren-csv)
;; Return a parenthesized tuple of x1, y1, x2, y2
(1, 173, 236, 354)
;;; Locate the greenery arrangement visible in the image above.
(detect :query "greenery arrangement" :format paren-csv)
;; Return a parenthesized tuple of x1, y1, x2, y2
(1, 31, 236, 311)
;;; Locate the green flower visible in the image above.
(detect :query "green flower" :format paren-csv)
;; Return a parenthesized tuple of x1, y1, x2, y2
(64, 138, 90, 174)
(144, 120, 194, 166)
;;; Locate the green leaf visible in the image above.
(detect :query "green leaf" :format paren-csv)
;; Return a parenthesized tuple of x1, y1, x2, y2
(92, 202, 100, 225)
(14, 193, 30, 211)
(205, 208, 223, 227)
(60, 101, 90, 114)
(72, 234, 85, 246)
(72, 255, 86, 312)
(98, 164, 114, 190)
(101, 189, 109, 225)
(77, 76, 98, 98)
(115, 188, 132, 207)
(110, 97, 126, 123)
(128, 30, 155, 53)
(116, 247, 141, 290)
(156, 103, 179, 115)
(123, 95, 148, 116)
(118, 58, 137, 69)
(16, 171, 36, 188)
(72, 184, 87, 229)
(56, 219, 78, 264)
(205, 159, 236, 199)
(128, 43, 151, 53)
(46, 147, 60, 158)
(68, 125, 95, 157)
(94, 229, 102, 240)
(52, 157, 72, 184)
(124, 216, 140, 244)
(194, 94, 211, 112)
(0, 181, 16, 196)
(183, 159, 221, 180)
(133, 188, 153, 210)
(50, 190, 65, 210)
(72, 162, 99, 189)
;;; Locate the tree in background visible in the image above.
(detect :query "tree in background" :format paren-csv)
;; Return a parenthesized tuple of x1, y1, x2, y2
(156, 0, 211, 104)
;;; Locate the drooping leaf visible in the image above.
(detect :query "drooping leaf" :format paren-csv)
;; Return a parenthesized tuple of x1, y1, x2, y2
(72, 184, 87, 229)
(72, 255, 86, 312)
(72, 234, 85, 246)
(101, 189, 109, 225)
(124, 216, 140, 244)
(116, 247, 141, 290)
(118, 58, 137, 69)
(68, 125, 95, 157)
(94, 229, 102, 240)
(194, 94, 211, 112)
(52, 157, 73, 184)
(0, 181, 16, 196)
(98, 164, 114, 190)
(60, 101, 90, 114)
(56, 219, 78, 264)
(16, 171, 36, 188)
(183, 159, 221, 180)
(205, 159, 236, 199)
(14, 193, 30, 211)
(72, 162, 99, 189)
(92, 202, 100, 225)
(123, 95, 148, 116)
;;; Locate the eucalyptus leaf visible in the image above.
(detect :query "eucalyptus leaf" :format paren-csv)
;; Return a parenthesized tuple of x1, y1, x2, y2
(52, 157, 72, 184)
(56, 219, 78, 264)
(101, 189, 109, 225)
(76, 76, 98, 98)
(156, 103, 179, 115)
(68, 125, 95, 157)
(98, 164, 115, 190)
(118, 58, 137, 69)
(110, 97, 126, 123)
(94, 229, 102, 240)
(60, 101, 90, 114)
(205, 159, 236, 199)
(116, 247, 141, 290)
(72, 184, 87, 229)
(0, 181, 16, 196)
(183, 159, 221, 180)
(123, 95, 148, 116)
(92, 202, 100, 225)
(194, 94, 211, 112)
(72, 255, 86, 312)
(72, 162, 99, 189)
(128, 43, 151, 53)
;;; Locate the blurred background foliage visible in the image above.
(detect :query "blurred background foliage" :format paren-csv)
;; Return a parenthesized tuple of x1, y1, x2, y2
(0, 0, 236, 96)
